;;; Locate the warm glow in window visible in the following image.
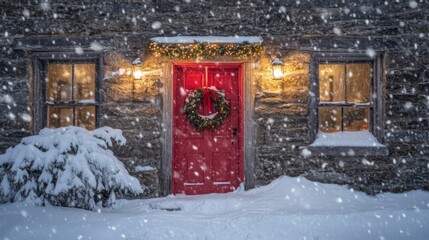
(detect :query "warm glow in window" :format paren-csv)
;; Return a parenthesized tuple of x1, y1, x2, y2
(46, 63, 96, 129)
(318, 63, 371, 133)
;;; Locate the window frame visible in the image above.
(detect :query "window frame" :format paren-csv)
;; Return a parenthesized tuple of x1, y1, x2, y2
(32, 52, 103, 133)
(310, 52, 385, 143)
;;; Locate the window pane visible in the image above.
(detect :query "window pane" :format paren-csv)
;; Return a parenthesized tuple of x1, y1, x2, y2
(47, 106, 73, 128)
(47, 64, 72, 102)
(346, 64, 371, 103)
(318, 107, 342, 133)
(319, 64, 345, 102)
(74, 64, 96, 102)
(75, 106, 96, 130)
(343, 107, 370, 131)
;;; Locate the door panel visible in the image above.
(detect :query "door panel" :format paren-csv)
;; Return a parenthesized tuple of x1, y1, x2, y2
(174, 67, 204, 139)
(183, 70, 205, 90)
(173, 64, 243, 194)
(185, 153, 205, 184)
(212, 152, 231, 183)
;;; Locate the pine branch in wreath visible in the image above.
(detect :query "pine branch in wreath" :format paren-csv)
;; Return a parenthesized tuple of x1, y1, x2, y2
(183, 87, 230, 131)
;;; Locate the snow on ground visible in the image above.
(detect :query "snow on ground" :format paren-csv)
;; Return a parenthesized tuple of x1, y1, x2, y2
(1, 176, 428, 240)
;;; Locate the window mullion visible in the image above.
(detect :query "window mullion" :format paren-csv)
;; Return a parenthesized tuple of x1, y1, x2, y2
(343, 64, 347, 132)
(41, 60, 47, 131)
(371, 60, 376, 135)
(72, 64, 76, 126)
(344, 64, 347, 103)
(72, 64, 75, 103)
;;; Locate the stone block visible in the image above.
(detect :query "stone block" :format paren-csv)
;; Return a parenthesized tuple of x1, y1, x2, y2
(418, 82, 429, 95)
(386, 69, 420, 85)
(114, 34, 152, 50)
(117, 156, 159, 198)
(100, 115, 161, 132)
(103, 82, 134, 102)
(385, 131, 427, 144)
(0, 59, 28, 78)
(16, 36, 114, 49)
(283, 74, 309, 88)
(0, 131, 30, 154)
(282, 87, 309, 103)
(0, 80, 29, 104)
(0, 48, 27, 59)
(258, 78, 282, 94)
(101, 103, 161, 117)
(0, 38, 14, 47)
(255, 102, 308, 117)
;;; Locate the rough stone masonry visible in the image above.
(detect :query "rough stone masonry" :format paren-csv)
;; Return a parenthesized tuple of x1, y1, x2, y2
(0, 0, 428, 197)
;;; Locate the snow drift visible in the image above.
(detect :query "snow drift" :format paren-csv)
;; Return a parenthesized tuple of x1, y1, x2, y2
(1, 176, 428, 240)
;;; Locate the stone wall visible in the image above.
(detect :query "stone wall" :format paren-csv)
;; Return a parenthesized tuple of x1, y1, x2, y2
(1, 0, 428, 196)
(98, 52, 163, 197)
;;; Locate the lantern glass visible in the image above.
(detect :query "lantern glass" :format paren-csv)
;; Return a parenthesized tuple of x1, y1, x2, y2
(133, 67, 143, 79)
(132, 57, 143, 79)
(272, 58, 284, 80)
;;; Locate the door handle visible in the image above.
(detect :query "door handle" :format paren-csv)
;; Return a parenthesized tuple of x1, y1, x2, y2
(232, 127, 237, 136)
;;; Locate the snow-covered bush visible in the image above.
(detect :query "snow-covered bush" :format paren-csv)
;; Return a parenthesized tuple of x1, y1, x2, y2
(0, 126, 143, 210)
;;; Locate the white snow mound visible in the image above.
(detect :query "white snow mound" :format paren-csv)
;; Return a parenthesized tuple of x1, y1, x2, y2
(0, 126, 143, 211)
(1, 176, 428, 240)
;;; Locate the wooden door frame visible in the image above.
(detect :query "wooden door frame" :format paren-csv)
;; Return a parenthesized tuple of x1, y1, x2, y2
(160, 61, 256, 196)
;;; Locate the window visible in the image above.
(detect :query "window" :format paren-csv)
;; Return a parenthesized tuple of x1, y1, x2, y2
(306, 53, 387, 156)
(46, 63, 96, 129)
(318, 63, 371, 133)
(33, 52, 101, 132)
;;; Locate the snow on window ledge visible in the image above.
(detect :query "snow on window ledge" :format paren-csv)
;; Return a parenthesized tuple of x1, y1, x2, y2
(311, 131, 384, 147)
(150, 36, 263, 44)
(301, 131, 388, 157)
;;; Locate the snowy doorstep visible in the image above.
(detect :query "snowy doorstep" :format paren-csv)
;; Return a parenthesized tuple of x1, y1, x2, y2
(1, 176, 428, 240)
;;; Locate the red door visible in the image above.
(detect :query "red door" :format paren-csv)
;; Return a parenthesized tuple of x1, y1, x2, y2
(173, 64, 243, 194)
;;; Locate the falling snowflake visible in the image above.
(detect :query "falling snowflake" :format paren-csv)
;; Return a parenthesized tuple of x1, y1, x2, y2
(301, 148, 311, 158)
(333, 27, 342, 36)
(7, 112, 16, 120)
(404, 101, 413, 110)
(75, 47, 84, 54)
(40, 2, 50, 11)
(151, 21, 162, 29)
(20, 113, 32, 122)
(90, 42, 103, 51)
(366, 48, 376, 58)
(409, 1, 418, 8)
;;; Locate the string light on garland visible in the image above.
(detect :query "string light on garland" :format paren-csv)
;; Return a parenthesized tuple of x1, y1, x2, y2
(149, 41, 263, 59)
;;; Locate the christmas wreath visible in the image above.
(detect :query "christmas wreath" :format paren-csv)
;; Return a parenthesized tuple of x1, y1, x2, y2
(183, 87, 230, 131)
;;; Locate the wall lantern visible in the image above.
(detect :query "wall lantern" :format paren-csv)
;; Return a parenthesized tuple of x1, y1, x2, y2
(271, 58, 284, 80)
(132, 58, 143, 80)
